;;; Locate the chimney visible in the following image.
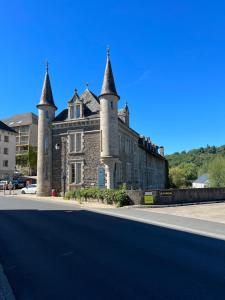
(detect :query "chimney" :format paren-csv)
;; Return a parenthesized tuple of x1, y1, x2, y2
(159, 146, 164, 156)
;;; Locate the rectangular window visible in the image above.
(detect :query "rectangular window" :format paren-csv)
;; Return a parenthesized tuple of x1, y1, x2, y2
(3, 160, 8, 167)
(75, 133, 81, 152)
(126, 163, 132, 182)
(75, 104, 81, 118)
(4, 148, 8, 155)
(70, 162, 82, 184)
(70, 132, 82, 153)
(116, 162, 122, 183)
(4, 136, 9, 143)
(70, 106, 74, 119)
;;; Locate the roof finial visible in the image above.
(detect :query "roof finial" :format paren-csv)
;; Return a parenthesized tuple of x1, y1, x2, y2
(107, 46, 110, 59)
(74, 88, 78, 95)
(46, 61, 49, 73)
(86, 82, 89, 89)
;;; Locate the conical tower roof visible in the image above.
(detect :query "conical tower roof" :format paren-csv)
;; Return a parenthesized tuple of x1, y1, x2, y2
(100, 49, 119, 98)
(37, 63, 57, 109)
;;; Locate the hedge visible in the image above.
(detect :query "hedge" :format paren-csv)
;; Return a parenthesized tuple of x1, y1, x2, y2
(64, 187, 130, 207)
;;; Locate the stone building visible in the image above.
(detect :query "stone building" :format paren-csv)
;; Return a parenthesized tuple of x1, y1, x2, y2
(37, 52, 168, 196)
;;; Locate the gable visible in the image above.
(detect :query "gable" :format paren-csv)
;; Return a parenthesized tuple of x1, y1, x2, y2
(80, 89, 100, 113)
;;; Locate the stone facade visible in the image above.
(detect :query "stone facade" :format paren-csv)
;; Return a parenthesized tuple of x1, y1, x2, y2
(37, 53, 168, 196)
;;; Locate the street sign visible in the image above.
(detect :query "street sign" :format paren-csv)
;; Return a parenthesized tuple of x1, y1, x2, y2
(144, 191, 154, 204)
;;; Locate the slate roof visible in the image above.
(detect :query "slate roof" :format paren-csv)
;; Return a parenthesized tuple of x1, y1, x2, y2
(54, 89, 100, 122)
(100, 53, 119, 97)
(38, 66, 57, 109)
(3, 112, 38, 127)
(0, 121, 17, 133)
(193, 174, 209, 184)
(54, 109, 99, 122)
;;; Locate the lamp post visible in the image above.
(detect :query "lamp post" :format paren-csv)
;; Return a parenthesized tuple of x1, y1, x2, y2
(55, 143, 67, 197)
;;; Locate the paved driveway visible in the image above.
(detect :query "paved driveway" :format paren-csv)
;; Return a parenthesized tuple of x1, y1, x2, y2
(140, 202, 225, 224)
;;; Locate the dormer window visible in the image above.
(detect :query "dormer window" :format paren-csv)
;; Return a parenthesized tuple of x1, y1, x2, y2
(68, 90, 83, 120)
(69, 103, 82, 119)
(75, 104, 81, 118)
(69, 106, 74, 119)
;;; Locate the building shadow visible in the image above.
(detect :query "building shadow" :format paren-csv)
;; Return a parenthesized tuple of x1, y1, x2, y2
(0, 209, 224, 300)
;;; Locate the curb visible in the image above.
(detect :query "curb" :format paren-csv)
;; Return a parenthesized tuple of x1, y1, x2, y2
(0, 264, 16, 300)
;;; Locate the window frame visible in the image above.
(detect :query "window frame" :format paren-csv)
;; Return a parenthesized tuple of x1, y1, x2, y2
(69, 131, 83, 153)
(69, 161, 83, 185)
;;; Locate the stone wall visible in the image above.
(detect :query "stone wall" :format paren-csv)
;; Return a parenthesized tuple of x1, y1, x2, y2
(145, 188, 225, 205)
(52, 120, 100, 192)
(83, 131, 101, 187)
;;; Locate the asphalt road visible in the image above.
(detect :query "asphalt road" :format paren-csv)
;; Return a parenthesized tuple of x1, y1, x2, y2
(0, 196, 225, 299)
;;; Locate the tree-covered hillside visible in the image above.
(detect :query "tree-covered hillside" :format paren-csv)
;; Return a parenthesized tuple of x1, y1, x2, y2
(166, 145, 225, 188)
(166, 145, 225, 169)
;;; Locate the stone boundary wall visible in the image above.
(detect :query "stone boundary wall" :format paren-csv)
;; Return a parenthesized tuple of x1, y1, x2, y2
(126, 188, 225, 205)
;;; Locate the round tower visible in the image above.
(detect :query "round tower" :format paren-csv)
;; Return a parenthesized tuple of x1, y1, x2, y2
(37, 63, 57, 196)
(99, 49, 120, 189)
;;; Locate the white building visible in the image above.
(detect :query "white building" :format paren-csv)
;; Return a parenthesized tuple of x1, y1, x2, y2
(192, 174, 209, 188)
(0, 121, 17, 178)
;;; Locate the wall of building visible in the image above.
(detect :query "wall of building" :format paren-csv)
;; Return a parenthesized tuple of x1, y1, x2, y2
(29, 123, 38, 147)
(52, 119, 100, 193)
(0, 130, 16, 178)
(117, 124, 167, 190)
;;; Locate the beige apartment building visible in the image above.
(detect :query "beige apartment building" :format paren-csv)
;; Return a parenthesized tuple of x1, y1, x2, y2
(3, 112, 38, 154)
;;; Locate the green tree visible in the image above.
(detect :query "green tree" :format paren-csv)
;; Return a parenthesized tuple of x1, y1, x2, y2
(180, 163, 198, 180)
(16, 145, 37, 175)
(208, 156, 225, 187)
(169, 167, 186, 188)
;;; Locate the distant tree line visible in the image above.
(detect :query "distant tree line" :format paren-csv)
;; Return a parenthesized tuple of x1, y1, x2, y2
(166, 145, 225, 188)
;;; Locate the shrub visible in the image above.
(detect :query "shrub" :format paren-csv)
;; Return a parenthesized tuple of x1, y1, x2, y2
(65, 187, 130, 207)
(114, 189, 130, 207)
(64, 191, 74, 200)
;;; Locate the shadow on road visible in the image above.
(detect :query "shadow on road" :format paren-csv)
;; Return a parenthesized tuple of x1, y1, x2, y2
(0, 209, 224, 300)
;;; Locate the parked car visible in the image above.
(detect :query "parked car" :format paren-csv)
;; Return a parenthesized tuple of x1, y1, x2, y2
(0, 181, 8, 190)
(12, 180, 19, 189)
(17, 179, 25, 188)
(21, 184, 37, 194)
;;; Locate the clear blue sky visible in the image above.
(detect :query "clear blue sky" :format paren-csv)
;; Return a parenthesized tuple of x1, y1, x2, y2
(0, 0, 225, 154)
